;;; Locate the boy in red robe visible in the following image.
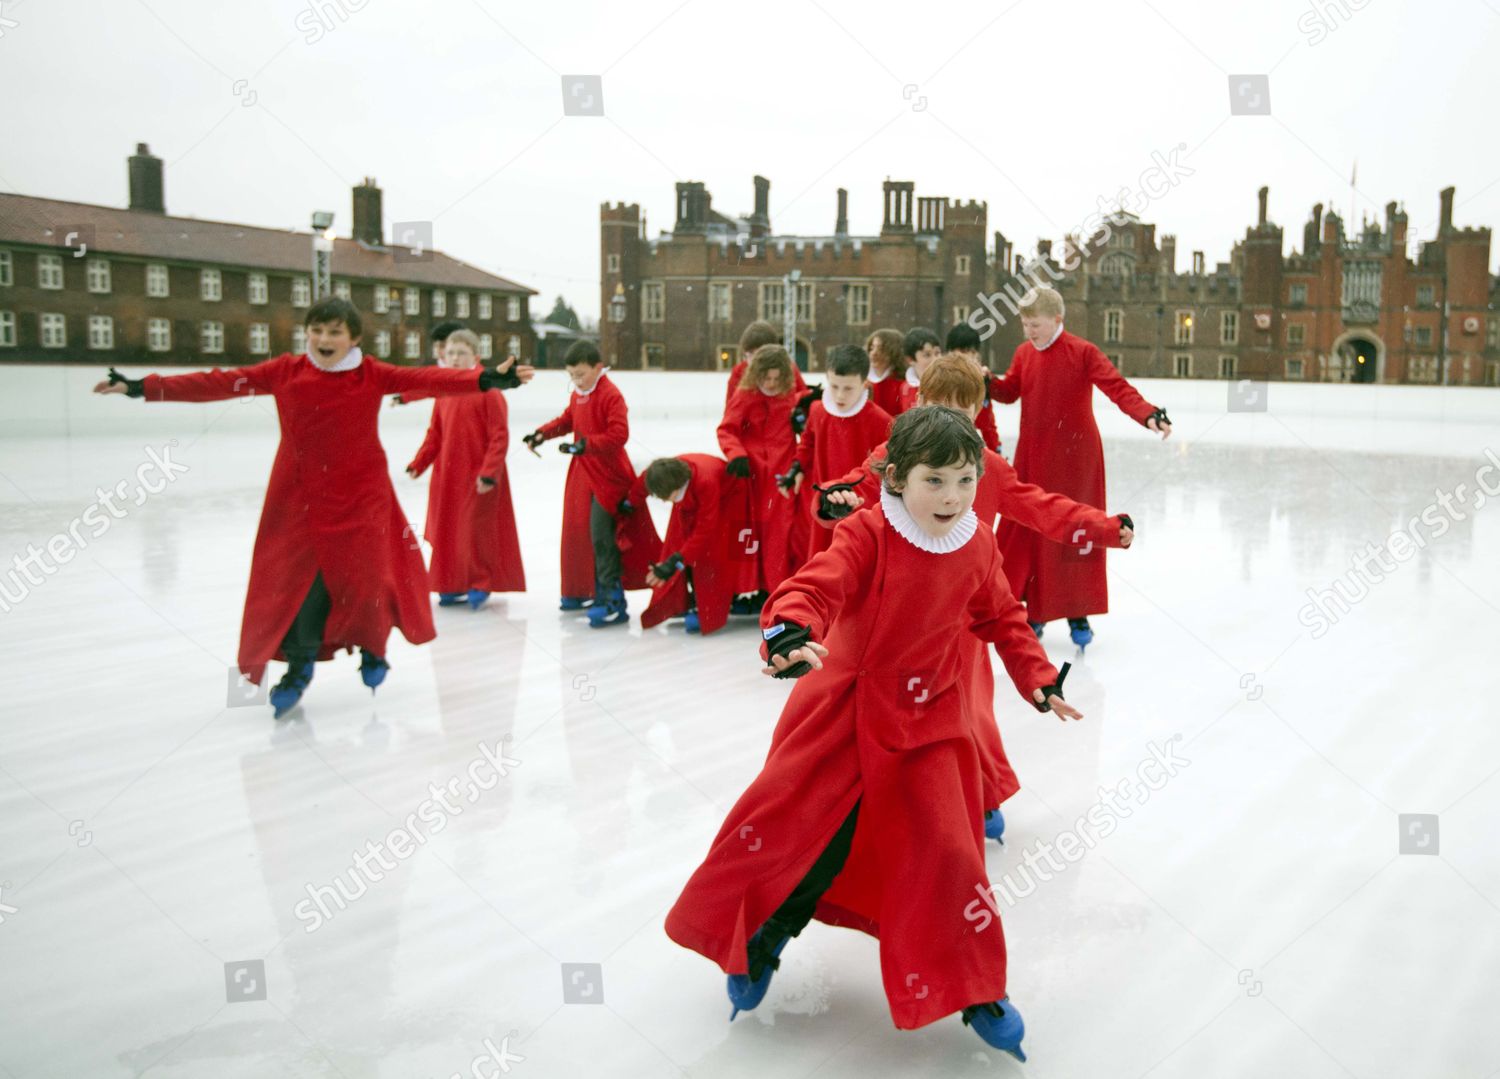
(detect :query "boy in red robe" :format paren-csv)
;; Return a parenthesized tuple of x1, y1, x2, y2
(717, 345, 804, 594)
(787, 343, 892, 560)
(92, 298, 532, 718)
(633, 455, 755, 635)
(722, 320, 805, 412)
(388, 320, 467, 406)
(667, 407, 1082, 1061)
(863, 328, 907, 417)
(989, 287, 1170, 648)
(944, 322, 1001, 453)
(405, 329, 526, 610)
(521, 341, 660, 628)
(892, 327, 941, 414)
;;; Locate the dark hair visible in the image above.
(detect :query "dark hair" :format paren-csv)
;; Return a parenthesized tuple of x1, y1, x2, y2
(902, 327, 940, 360)
(739, 320, 780, 356)
(827, 344, 871, 379)
(944, 322, 982, 353)
(564, 339, 602, 368)
(305, 297, 362, 338)
(644, 457, 692, 499)
(878, 406, 985, 493)
(866, 328, 907, 378)
(430, 320, 467, 343)
(738, 344, 794, 393)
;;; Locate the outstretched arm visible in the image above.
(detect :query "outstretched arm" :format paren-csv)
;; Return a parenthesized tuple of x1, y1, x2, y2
(94, 358, 280, 402)
(759, 513, 878, 676)
(1084, 343, 1165, 437)
(989, 350, 1025, 404)
(990, 455, 1129, 549)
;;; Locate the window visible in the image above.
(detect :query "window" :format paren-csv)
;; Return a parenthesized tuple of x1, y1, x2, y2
(0, 311, 14, 346)
(1416, 285, 1435, 307)
(607, 253, 620, 273)
(201, 320, 224, 354)
(710, 282, 733, 322)
(334, 280, 352, 301)
(509, 296, 523, 321)
(1218, 355, 1235, 379)
(403, 288, 420, 316)
(506, 334, 520, 358)
(1100, 253, 1133, 275)
(952, 305, 971, 324)
(249, 323, 270, 354)
(1174, 310, 1194, 345)
(41, 313, 66, 348)
(795, 283, 813, 323)
(955, 255, 971, 275)
(1286, 357, 1304, 380)
(293, 277, 312, 307)
(1409, 356, 1438, 383)
(148, 319, 171, 352)
(759, 282, 784, 322)
(1414, 326, 1433, 346)
(373, 285, 390, 314)
(478, 294, 493, 319)
(1220, 311, 1238, 344)
(642, 282, 665, 322)
(643, 343, 665, 370)
(1109, 353, 1125, 371)
(1288, 283, 1307, 306)
(1286, 323, 1305, 346)
(1173, 352, 1192, 378)
(478, 333, 493, 359)
(86, 258, 111, 294)
(1488, 319, 1498, 348)
(0, 250, 11, 286)
(404, 331, 422, 359)
(39, 254, 64, 289)
(1486, 360, 1500, 387)
(146, 263, 170, 297)
(88, 315, 114, 349)
(846, 283, 870, 324)
(374, 330, 391, 356)
(432, 290, 446, 317)
(1104, 309, 1123, 343)
(455, 292, 470, 318)
(248, 273, 268, 304)
(293, 326, 308, 354)
(1124, 232, 1135, 248)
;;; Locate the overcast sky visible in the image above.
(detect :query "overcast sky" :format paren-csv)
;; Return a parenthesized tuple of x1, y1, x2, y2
(3, 0, 1498, 320)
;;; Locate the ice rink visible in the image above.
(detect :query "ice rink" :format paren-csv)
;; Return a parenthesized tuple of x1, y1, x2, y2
(1, 366, 1497, 1079)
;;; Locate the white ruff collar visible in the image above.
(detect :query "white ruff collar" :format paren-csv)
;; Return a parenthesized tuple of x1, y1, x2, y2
(880, 487, 977, 555)
(308, 345, 364, 373)
(905, 366, 922, 387)
(822, 387, 869, 418)
(1034, 324, 1065, 351)
(868, 367, 890, 383)
(572, 368, 610, 397)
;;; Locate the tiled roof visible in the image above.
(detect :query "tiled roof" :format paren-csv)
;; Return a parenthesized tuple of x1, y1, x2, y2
(0, 192, 535, 294)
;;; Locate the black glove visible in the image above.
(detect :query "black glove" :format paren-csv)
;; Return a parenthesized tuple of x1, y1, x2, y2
(650, 552, 686, 581)
(776, 460, 803, 493)
(762, 621, 814, 680)
(726, 456, 751, 478)
(522, 431, 544, 451)
(477, 365, 523, 391)
(1117, 513, 1134, 532)
(1145, 407, 1171, 429)
(815, 481, 860, 521)
(107, 367, 144, 399)
(1032, 661, 1072, 713)
(790, 386, 823, 436)
(559, 439, 587, 456)
(617, 497, 635, 516)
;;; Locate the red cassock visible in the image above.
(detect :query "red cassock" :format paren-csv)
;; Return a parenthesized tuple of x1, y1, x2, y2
(636, 454, 756, 635)
(990, 331, 1157, 622)
(795, 395, 892, 559)
(866, 369, 905, 417)
(974, 399, 1001, 453)
(723, 359, 806, 411)
(664, 503, 1059, 1030)
(137, 352, 497, 684)
(717, 388, 803, 591)
(893, 370, 921, 415)
(407, 390, 526, 595)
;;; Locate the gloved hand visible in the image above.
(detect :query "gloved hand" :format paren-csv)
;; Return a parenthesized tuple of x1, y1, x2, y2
(559, 439, 587, 456)
(726, 456, 751, 478)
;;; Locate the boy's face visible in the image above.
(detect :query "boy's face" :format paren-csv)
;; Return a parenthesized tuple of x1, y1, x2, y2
(443, 340, 478, 369)
(886, 460, 978, 539)
(1021, 313, 1063, 347)
(826, 372, 867, 411)
(915, 394, 982, 422)
(866, 341, 888, 371)
(757, 369, 788, 395)
(307, 320, 358, 368)
(911, 342, 941, 374)
(567, 361, 604, 392)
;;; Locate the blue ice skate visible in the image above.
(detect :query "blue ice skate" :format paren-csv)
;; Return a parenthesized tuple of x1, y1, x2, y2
(1068, 617, 1093, 649)
(1028, 621, 1044, 639)
(359, 650, 389, 692)
(438, 592, 466, 607)
(559, 595, 591, 611)
(269, 660, 314, 719)
(684, 610, 701, 634)
(727, 927, 790, 1020)
(963, 996, 1026, 1061)
(587, 584, 628, 628)
(984, 808, 1005, 843)
(466, 589, 491, 610)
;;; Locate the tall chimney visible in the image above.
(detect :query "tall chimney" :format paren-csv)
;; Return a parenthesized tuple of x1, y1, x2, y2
(1439, 186, 1455, 233)
(1161, 234, 1176, 274)
(1037, 239, 1053, 259)
(128, 143, 165, 214)
(749, 175, 770, 240)
(1257, 186, 1269, 227)
(353, 178, 383, 245)
(835, 188, 848, 236)
(1307, 202, 1324, 253)
(881, 179, 915, 233)
(1192, 250, 1205, 275)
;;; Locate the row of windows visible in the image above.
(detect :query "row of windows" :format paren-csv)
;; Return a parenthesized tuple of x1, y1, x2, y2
(0, 251, 523, 319)
(1100, 309, 1240, 346)
(0, 311, 520, 359)
(638, 281, 878, 327)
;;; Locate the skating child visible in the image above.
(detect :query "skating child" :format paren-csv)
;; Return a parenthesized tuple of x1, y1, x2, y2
(717, 344, 805, 593)
(666, 407, 1081, 1061)
(91, 298, 531, 718)
(723, 320, 805, 412)
(521, 341, 661, 627)
(633, 455, 755, 635)
(893, 327, 942, 413)
(944, 322, 1001, 453)
(405, 329, 526, 610)
(787, 344, 892, 559)
(863, 328, 907, 417)
(989, 287, 1169, 647)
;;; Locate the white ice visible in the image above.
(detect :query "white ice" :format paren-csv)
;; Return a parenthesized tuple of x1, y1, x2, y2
(0, 367, 1497, 1079)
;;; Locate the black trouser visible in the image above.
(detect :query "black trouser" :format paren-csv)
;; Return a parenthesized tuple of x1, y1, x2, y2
(748, 801, 861, 980)
(281, 572, 330, 666)
(590, 497, 623, 591)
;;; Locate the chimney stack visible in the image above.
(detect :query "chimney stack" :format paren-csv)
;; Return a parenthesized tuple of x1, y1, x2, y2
(1439, 186, 1455, 233)
(128, 143, 165, 214)
(835, 188, 848, 236)
(1192, 250, 1205, 275)
(1257, 186, 1269, 227)
(881, 179, 915, 233)
(353, 178, 383, 245)
(1037, 239, 1053, 259)
(749, 175, 770, 240)
(1161, 234, 1176, 274)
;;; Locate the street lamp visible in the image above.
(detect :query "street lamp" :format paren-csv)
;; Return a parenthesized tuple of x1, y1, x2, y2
(310, 211, 335, 301)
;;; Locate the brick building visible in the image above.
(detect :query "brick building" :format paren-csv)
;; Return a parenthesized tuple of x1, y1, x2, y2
(0, 144, 536, 367)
